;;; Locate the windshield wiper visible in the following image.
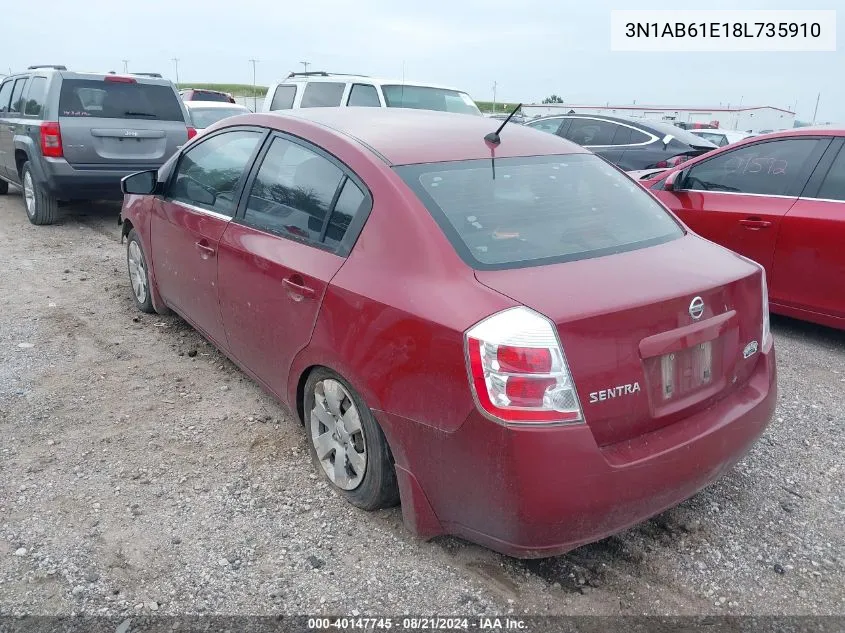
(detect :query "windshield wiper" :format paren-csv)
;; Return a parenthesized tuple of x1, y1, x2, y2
(123, 111, 157, 118)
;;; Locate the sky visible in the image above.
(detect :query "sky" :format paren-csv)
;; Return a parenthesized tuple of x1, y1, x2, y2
(5, 0, 843, 122)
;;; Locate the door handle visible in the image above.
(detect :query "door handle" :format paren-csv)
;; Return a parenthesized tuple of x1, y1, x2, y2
(283, 276, 316, 299)
(739, 218, 772, 230)
(195, 241, 215, 258)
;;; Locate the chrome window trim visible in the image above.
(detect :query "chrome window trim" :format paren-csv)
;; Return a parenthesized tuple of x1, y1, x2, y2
(168, 199, 233, 221)
(798, 196, 845, 204)
(562, 116, 659, 148)
(674, 189, 798, 200)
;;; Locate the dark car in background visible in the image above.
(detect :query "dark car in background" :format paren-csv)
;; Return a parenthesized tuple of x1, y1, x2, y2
(525, 114, 718, 171)
(0, 65, 190, 224)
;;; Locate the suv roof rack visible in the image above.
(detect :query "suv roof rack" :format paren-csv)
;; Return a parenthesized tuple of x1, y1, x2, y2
(132, 72, 163, 78)
(28, 65, 67, 71)
(284, 71, 369, 79)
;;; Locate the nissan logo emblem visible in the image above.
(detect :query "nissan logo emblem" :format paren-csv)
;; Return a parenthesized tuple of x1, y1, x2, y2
(689, 296, 705, 320)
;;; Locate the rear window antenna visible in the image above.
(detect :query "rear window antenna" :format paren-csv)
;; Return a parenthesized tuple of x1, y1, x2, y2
(485, 102, 523, 145)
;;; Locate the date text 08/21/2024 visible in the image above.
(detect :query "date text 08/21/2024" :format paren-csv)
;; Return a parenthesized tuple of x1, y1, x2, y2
(307, 617, 528, 630)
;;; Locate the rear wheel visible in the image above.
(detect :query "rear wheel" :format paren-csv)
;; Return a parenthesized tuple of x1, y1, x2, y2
(304, 368, 399, 510)
(21, 162, 58, 225)
(126, 229, 154, 313)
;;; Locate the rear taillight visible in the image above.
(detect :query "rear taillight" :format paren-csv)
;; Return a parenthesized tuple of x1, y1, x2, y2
(655, 155, 692, 169)
(40, 122, 63, 158)
(465, 307, 583, 425)
(761, 269, 771, 346)
(187, 127, 197, 140)
(105, 75, 136, 83)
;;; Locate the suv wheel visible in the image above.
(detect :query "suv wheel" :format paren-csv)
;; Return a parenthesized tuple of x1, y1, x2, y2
(21, 162, 58, 225)
(0, 179, 8, 195)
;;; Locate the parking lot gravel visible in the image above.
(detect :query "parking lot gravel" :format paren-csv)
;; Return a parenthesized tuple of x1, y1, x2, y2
(0, 190, 842, 617)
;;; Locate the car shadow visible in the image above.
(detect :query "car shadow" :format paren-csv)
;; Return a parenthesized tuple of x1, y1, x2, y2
(771, 314, 845, 349)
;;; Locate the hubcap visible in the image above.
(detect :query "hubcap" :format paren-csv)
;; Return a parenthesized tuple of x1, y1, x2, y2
(310, 379, 366, 490)
(127, 240, 148, 304)
(23, 171, 35, 217)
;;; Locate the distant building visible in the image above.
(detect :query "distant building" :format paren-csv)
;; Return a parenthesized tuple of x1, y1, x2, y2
(520, 104, 796, 133)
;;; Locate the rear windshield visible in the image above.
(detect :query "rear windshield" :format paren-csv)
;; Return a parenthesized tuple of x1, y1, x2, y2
(395, 154, 683, 270)
(59, 79, 184, 121)
(189, 107, 247, 128)
(187, 90, 230, 102)
(381, 85, 481, 115)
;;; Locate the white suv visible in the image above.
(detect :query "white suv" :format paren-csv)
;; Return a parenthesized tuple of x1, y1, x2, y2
(261, 72, 482, 116)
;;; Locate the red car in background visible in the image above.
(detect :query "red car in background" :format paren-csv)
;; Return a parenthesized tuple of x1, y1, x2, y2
(643, 127, 845, 331)
(179, 88, 236, 104)
(119, 109, 775, 558)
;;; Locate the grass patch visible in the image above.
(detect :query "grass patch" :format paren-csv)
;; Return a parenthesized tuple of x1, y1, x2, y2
(476, 100, 521, 113)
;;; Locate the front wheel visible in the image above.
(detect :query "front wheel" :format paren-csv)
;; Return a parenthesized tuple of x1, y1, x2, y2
(304, 368, 399, 510)
(126, 229, 154, 313)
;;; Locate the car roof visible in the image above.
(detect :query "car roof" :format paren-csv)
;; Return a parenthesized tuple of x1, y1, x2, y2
(251, 108, 587, 165)
(184, 101, 248, 110)
(274, 74, 468, 93)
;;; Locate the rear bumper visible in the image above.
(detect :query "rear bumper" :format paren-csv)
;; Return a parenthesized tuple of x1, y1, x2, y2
(377, 341, 777, 558)
(35, 158, 163, 200)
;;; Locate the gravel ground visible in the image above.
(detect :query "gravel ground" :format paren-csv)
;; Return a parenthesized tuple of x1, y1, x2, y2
(0, 190, 842, 618)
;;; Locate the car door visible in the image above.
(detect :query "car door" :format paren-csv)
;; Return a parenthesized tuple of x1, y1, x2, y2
(0, 79, 16, 180)
(0, 77, 29, 179)
(657, 137, 828, 278)
(217, 133, 371, 399)
(770, 138, 845, 324)
(152, 127, 265, 346)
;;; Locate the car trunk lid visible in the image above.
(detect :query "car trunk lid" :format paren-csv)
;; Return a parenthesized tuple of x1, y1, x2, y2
(475, 235, 764, 446)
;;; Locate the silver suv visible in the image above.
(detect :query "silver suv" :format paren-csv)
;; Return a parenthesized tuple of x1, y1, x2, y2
(0, 65, 191, 225)
(262, 71, 482, 115)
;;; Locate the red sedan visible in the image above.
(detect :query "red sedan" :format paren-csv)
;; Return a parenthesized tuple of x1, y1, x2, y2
(642, 127, 845, 331)
(119, 109, 776, 558)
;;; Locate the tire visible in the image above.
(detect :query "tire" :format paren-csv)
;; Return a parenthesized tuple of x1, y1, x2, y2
(304, 368, 400, 510)
(126, 228, 155, 314)
(21, 162, 58, 225)
(0, 179, 8, 195)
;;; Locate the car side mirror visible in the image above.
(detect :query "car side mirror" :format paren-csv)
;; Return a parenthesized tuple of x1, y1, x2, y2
(121, 170, 158, 195)
(664, 169, 686, 191)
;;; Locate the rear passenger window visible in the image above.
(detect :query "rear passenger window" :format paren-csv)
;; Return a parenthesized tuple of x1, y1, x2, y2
(300, 82, 345, 108)
(815, 148, 845, 201)
(23, 77, 47, 117)
(324, 179, 366, 249)
(563, 119, 617, 146)
(168, 130, 262, 217)
(347, 84, 380, 107)
(244, 137, 343, 243)
(629, 128, 651, 144)
(270, 85, 296, 110)
(684, 139, 819, 197)
(0, 81, 13, 112)
(9, 78, 29, 114)
(611, 126, 632, 145)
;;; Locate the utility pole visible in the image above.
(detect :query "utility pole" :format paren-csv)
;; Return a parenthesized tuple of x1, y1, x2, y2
(300, 61, 310, 74)
(492, 81, 497, 112)
(172, 58, 180, 86)
(812, 92, 820, 124)
(249, 58, 259, 111)
(122, 59, 129, 73)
